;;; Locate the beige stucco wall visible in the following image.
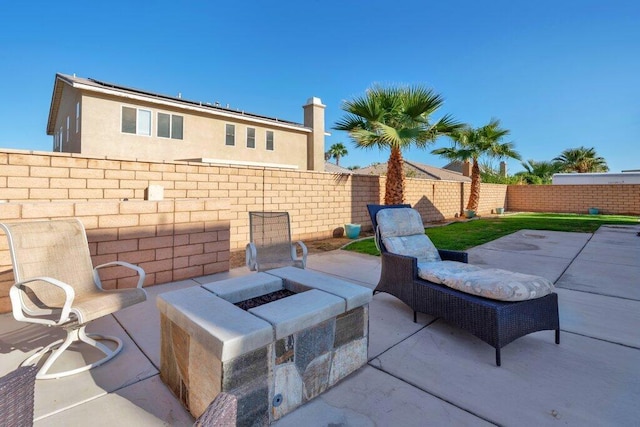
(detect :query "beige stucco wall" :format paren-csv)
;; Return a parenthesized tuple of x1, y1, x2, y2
(52, 87, 81, 153)
(75, 90, 311, 168)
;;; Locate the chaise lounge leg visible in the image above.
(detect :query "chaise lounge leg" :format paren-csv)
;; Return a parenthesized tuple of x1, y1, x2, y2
(556, 329, 560, 344)
(495, 349, 501, 367)
(413, 311, 417, 323)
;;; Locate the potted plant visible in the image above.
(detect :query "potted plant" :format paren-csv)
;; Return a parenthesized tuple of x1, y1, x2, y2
(345, 223, 361, 239)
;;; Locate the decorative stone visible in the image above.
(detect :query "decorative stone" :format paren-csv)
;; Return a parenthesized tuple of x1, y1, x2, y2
(203, 272, 283, 304)
(233, 377, 269, 427)
(272, 364, 303, 420)
(275, 336, 295, 365)
(188, 336, 222, 417)
(222, 346, 269, 392)
(329, 337, 368, 387)
(294, 319, 335, 373)
(334, 306, 365, 348)
(302, 353, 332, 400)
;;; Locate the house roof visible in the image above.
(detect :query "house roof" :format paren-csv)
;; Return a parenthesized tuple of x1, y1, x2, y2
(47, 73, 309, 135)
(353, 159, 471, 182)
(324, 162, 352, 174)
(442, 160, 464, 173)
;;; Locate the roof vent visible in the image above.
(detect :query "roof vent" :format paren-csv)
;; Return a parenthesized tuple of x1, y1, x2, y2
(178, 92, 182, 99)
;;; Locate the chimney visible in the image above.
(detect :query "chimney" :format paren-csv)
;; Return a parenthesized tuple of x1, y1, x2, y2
(303, 97, 326, 171)
(500, 161, 507, 177)
(462, 160, 472, 177)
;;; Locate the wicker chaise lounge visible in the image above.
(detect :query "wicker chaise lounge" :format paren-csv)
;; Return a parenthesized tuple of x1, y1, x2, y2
(368, 204, 560, 366)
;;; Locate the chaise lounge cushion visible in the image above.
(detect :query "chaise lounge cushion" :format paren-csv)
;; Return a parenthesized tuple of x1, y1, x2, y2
(376, 208, 441, 263)
(418, 261, 555, 302)
(417, 260, 483, 284)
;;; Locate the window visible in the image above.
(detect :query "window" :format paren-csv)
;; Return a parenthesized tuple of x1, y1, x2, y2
(75, 102, 80, 133)
(66, 116, 70, 142)
(137, 110, 151, 136)
(225, 124, 235, 146)
(158, 113, 184, 139)
(266, 130, 274, 151)
(246, 127, 255, 148)
(171, 115, 183, 139)
(58, 127, 63, 151)
(122, 106, 151, 136)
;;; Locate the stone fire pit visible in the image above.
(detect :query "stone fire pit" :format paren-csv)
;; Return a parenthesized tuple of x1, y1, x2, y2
(157, 266, 372, 426)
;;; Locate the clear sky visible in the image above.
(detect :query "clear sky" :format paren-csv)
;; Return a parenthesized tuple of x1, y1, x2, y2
(1, 0, 639, 173)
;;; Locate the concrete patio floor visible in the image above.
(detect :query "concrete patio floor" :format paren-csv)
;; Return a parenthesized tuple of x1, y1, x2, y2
(1, 225, 639, 426)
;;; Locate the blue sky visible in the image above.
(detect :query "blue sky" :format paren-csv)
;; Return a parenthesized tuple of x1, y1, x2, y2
(1, 0, 639, 173)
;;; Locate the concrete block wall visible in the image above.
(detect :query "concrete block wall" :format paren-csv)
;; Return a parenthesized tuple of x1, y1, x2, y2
(477, 183, 509, 214)
(507, 184, 640, 215)
(0, 198, 230, 313)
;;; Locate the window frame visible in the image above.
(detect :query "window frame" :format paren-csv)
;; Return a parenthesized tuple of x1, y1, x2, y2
(157, 112, 184, 140)
(266, 130, 274, 151)
(75, 102, 80, 133)
(246, 127, 256, 149)
(121, 106, 152, 136)
(225, 124, 235, 146)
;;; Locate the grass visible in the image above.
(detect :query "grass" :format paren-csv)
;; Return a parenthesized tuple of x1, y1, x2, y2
(344, 212, 640, 256)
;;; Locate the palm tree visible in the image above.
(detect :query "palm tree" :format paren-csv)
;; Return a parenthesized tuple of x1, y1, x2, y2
(328, 143, 349, 166)
(553, 147, 609, 173)
(334, 84, 460, 204)
(431, 119, 521, 213)
(515, 159, 562, 184)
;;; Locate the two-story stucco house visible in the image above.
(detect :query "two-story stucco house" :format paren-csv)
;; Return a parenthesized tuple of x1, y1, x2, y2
(46, 73, 326, 171)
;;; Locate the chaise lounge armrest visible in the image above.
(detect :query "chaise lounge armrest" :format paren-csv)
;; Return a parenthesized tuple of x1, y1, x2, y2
(437, 249, 468, 264)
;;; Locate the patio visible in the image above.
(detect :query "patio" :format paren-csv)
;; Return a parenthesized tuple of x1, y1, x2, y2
(1, 224, 639, 426)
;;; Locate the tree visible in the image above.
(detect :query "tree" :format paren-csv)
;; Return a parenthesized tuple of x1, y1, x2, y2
(334, 84, 460, 204)
(553, 146, 609, 173)
(431, 119, 521, 213)
(515, 159, 562, 184)
(328, 143, 349, 166)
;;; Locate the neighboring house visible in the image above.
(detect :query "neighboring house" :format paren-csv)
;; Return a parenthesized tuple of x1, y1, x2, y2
(353, 160, 471, 182)
(46, 74, 326, 171)
(324, 161, 352, 174)
(552, 172, 640, 185)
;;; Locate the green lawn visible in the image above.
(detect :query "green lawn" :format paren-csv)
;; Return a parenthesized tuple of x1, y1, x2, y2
(344, 212, 640, 256)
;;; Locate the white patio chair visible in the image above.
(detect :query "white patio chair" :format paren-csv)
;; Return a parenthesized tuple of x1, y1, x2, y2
(245, 212, 307, 271)
(0, 219, 147, 380)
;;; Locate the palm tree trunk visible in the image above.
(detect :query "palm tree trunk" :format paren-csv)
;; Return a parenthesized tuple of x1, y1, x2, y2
(385, 146, 405, 205)
(466, 159, 481, 212)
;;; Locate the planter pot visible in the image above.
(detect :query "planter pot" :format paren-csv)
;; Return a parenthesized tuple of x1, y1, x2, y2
(495, 207, 504, 215)
(588, 208, 599, 215)
(345, 223, 361, 239)
(464, 210, 475, 218)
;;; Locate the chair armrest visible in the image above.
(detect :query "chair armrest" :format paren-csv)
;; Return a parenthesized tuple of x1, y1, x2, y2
(380, 252, 418, 286)
(93, 261, 146, 289)
(9, 277, 75, 325)
(438, 249, 468, 263)
(246, 242, 258, 271)
(291, 241, 308, 268)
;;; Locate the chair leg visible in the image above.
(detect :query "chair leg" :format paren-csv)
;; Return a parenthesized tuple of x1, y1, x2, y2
(413, 311, 417, 323)
(23, 324, 123, 380)
(555, 329, 560, 344)
(495, 348, 501, 367)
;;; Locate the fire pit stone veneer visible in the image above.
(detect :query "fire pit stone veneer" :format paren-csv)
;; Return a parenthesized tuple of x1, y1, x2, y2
(157, 267, 372, 426)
